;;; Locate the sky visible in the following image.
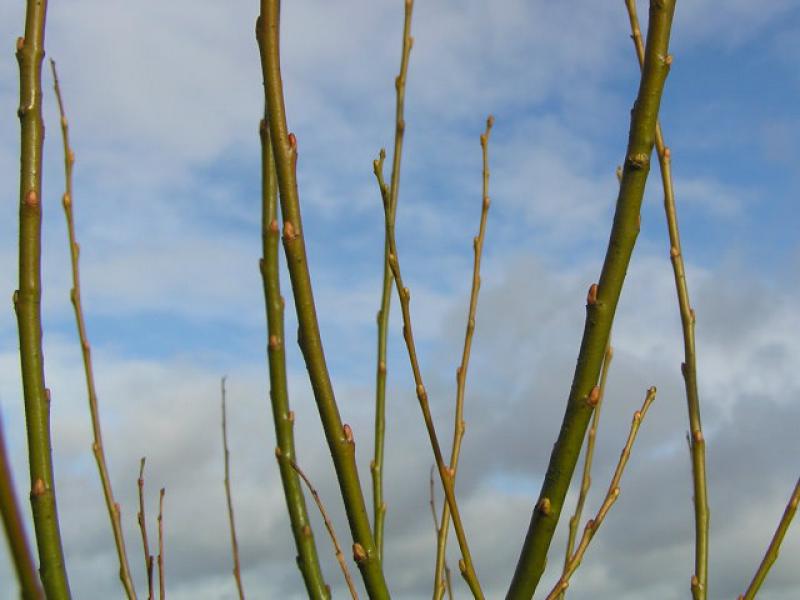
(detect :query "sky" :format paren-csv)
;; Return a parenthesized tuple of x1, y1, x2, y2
(1, 0, 799, 598)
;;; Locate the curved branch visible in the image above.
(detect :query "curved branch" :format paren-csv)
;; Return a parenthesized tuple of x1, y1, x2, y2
(506, 2, 677, 597)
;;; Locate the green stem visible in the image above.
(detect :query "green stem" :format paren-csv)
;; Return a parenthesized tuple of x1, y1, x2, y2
(257, 4, 389, 597)
(259, 116, 330, 599)
(372, 0, 415, 562)
(374, 154, 484, 599)
(506, 2, 676, 597)
(559, 344, 612, 600)
(15, 2, 72, 598)
(50, 58, 138, 600)
(545, 388, 657, 600)
(738, 477, 800, 600)
(623, 3, 709, 596)
(0, 412, 45, 600)
(136, 458, 155, 600)
(433, 116, 493, 600)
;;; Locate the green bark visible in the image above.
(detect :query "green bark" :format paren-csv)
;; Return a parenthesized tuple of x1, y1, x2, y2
(15, 1, 72, 598)
(259, 118, 330, 600)
(257, 3, 389, 597)
(506, 2, 677, 597)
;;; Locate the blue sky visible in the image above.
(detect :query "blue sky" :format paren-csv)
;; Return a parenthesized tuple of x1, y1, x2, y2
(1, 1, 799, 598)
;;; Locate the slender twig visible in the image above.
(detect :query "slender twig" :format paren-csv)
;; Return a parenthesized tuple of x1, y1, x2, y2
(15, 2, 72, 597)
(433, 115, 494, 600)
(544, 387, 657, 600)
(0, 411, 44, 600)
(372, 0, 415, 562)
(429, 466, 453, 600)
(507, 3, 676, 596)
(257, 4, 389, 597)
(50, 58, 138, 600)
(137, 458, 155, 600)
(623, 3, 708, 597)
(290, 460, 359, 600)
(560, 344, 613, 599)
(738, 477, 800, 600)
(374, 153, 484, 599)
(258, 110, 329, 597)
(221, 378, 246, 600)
(157, 488, 165, 600)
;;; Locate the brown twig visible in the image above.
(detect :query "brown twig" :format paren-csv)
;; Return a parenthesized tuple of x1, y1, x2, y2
(545, 387, 657, 600)
(50, 58, 137, 600)
(137, 459, 154, 600)
(157, 488, 165, 600)
(433, 114, 494, 600)
(221, 378, 246, 600)
(623, 3, 709, 597)
(738, 477, 800, 600)
(374, 153, 484, 598)
(290, 460, 359, 600)
(560, 344, 613, 599)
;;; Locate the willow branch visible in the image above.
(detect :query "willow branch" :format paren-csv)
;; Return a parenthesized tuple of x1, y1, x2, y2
(259, 112, 329, 597)
(737, 477, 800, 600)
(623, 3, 708, 596)
(0, 411, 44, 600)
(157, 488, 165, 600)
(372, 0, 415, 561)
(374, 153, 484, 599)
(545, 387, 657, 600)
(290, 460, 359, 600)
(560, 344, 613, 599)
(15, 3, 72, 597)
(429, 466, 454, 600)
(257, 4, 389, 597)
(50, 58, 137, 600)
(221, 378, 246, 600)
(137, 459, 155, 600)
(506, 3, 676, 597)
(432, 115, 494, 600)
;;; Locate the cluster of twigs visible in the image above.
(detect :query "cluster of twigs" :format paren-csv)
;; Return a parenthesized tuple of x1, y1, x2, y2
(1, 1, 798, 600)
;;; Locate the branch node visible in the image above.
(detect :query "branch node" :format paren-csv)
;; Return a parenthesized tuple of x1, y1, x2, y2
(537, 497, 552, 516)
(586, 283, 599, 305)
(352, 543, 367, 564)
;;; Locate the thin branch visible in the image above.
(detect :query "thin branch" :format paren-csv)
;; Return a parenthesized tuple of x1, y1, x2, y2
(258, 110, 329, 598)
(257, 3, 388, 597)
(623, 3, 709, 597)
(429, 466, 453, 600)
(221, 378, 246, 600)
(290, 460, 359, 600)
(137, 459, 155, 600)
(544, 387, 657, 600)
(157, 488, 165, 600)
(506, 2, 676, 596)
(560, 344, 613, 599)
(0, 411, 44, 600)
(738, 477, 800, 600)
(433, 114, 494, 600)
(372, 0, 415, 562)
(50, 58, 137, 600)
(374, 153, 484, 599)
(15, 2, 72, 596)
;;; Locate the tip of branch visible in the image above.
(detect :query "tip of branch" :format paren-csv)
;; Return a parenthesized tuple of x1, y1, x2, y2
(486, 115, 495, 129)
